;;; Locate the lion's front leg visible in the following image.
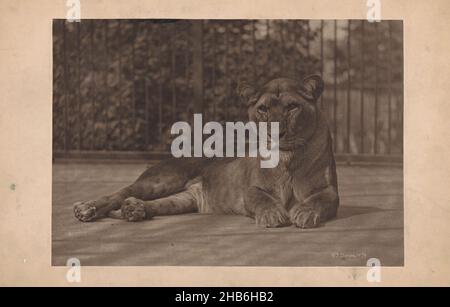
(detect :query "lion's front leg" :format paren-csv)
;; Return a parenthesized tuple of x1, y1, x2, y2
(244, 187, 291, 228)
(289, 186, 339, 229)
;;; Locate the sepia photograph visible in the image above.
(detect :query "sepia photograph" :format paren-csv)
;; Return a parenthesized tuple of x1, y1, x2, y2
(3, 0, 450, 289)
(51, 19, 404, 267)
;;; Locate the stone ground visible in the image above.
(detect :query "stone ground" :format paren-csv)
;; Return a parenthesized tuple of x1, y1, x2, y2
(52, 161, 403, 266)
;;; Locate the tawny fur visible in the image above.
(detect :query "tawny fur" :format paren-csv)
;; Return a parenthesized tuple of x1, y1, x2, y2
(73, 75, 339, 229)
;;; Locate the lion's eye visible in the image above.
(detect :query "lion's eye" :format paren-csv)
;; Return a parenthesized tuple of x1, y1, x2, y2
(257, 105, 268, 113)
(287, 103, 299, 111)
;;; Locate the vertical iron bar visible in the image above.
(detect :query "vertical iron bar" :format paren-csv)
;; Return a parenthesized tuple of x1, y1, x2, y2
(77, 22, 82, 150)
(237, 21, 242, 81)
(131, 22, 137, 148)
(192, 20, 204, 115)
(266, 18, 270, 59)
(280, 21, 285, 73)
(62, 20, 69, 151)
(103, 20, 109, 150)
(400, 91, 403, 154)
(158, 82, 163, 143)
(374, 22, 379, 154)
(224, 22, 229, 120)
(346, 20, 351, 154)
(293, 20, 298, 75)
(320, 20, 324, 108)
(118, 20, 123, 149)
(158, 24, 163, 143)
(144, 23, 150, 149)
(251, 20, 256, 83)
(388, 21, 393, 154)
(184, 22, 190, 114)
(90, 20, 96, 150)
(400, 22, 404, 154)
(236, 21, 243, 118)
(144, 77, 149, 149)
(144, 23, 155, 149)
(266, 20, 270, 76)
(333, 20, 337, 150)
(170, 23, 177, 122)
(185, 22, 190, 82)
(53, 21, 60, 151)
(360, 20, 365, 153)
(212, 23, 217, 118)
(306, 20, 311, 57)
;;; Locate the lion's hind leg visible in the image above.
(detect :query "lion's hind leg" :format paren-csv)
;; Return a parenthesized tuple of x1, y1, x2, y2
(120, 185, 201, 222)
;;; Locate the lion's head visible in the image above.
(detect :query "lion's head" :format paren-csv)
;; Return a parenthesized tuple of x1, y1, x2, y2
(238, 75, 325, 151)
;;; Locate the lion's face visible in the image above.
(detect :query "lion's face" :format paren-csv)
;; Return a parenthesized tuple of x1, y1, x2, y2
(238, 75, 324, 151)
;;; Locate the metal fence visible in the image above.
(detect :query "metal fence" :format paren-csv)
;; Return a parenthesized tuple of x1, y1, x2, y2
(53, 19, 403, 163)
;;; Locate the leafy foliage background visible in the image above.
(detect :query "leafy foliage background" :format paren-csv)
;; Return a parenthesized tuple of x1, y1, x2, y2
(53, 20, 403, 154)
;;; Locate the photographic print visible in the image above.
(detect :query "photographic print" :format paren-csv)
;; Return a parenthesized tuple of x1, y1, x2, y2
(52, 19, 404, 267)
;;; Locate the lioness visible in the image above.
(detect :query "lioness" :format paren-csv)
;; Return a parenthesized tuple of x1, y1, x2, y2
(73, 75, 339, 228)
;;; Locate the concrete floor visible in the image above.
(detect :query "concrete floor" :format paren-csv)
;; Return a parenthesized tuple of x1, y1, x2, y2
(52, 162, 403, 266)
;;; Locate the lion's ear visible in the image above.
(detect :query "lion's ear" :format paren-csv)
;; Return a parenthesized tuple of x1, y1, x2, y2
(237, 82, 258, 105)
(302, 75, 324, 101)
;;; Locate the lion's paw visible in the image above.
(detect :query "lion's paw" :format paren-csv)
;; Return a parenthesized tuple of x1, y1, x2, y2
(121, 197, 148, 222)
(255, 207, 291, 228)
(73, 201, 97, 222)
(290, 207, 321, 229)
